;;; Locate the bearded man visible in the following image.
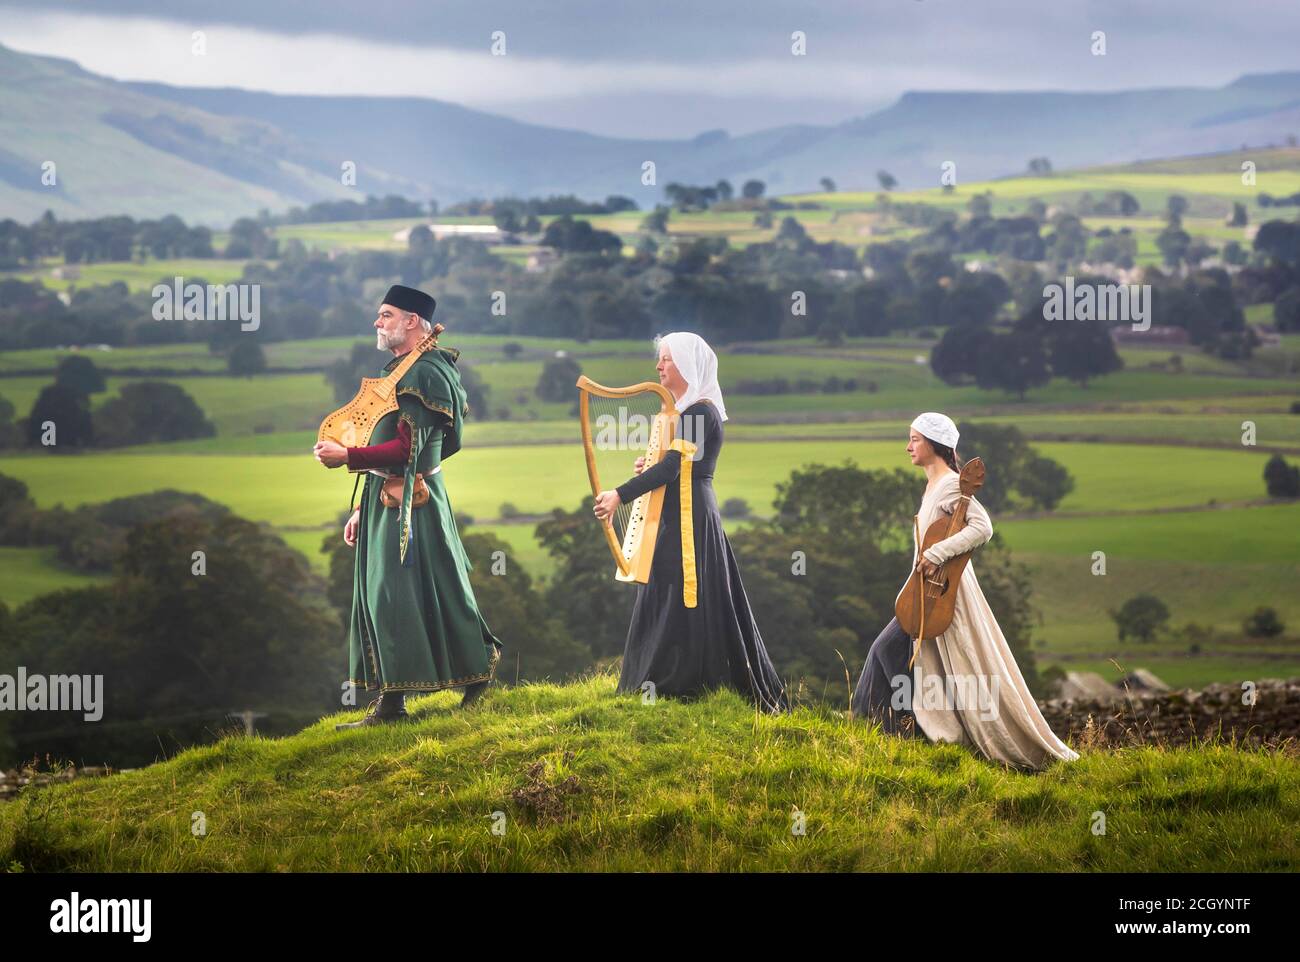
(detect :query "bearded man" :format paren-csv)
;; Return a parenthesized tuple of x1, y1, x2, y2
(314, 285, 502, 728)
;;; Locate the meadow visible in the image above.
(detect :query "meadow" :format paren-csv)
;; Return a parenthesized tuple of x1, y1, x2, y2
(2, 155, 1298, 692)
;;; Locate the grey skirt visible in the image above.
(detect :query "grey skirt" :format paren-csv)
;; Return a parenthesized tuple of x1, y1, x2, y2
(850, 616, 920, 737)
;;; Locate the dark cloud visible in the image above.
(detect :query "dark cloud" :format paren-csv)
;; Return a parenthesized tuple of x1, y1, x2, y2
(5, 0, 1299, 78)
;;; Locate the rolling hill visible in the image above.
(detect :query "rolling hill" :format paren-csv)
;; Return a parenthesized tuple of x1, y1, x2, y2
(3, 41, 1300, 225)
(1, 674, 1296, 871)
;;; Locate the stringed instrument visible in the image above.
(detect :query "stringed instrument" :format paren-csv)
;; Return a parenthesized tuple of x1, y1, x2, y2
(576, 375, 677, 583)
(895, 457, 986, 664)
(317, 324, 444, 472)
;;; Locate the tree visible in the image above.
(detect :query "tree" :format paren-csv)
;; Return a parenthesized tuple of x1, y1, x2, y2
(1105, 191, 1140, 216)
(1015, 454, 1075, 511)
(876, 170, 897, 192)
(641, 205, 670, 233)
(1243, 607, 1284, 638)
(1, 510, 338, 768)
(1275, 288, 1300, 332)
(1255, 220, 1300, 267)
(0, 395, 18, 448)
(54, 355, 106, 396)
(741, 179, 766, 200)
(975, 330, 1051, 399)
(772, 462, 916, 551)
(1263, 454, 1300, 498)
(228, 340, 267, 377)
(326, 343, 389, 402)
(1044, 214, 1088, 265)
(930, 325, 994, 385)
(819, 177, 837, 193)
(953, 421, 1074, 512)
(92, 382, 216, 447)
(491, 208, 522, 233)
(461, 531, 591, 681)
(776, 216, 809, 246)
(25, 384, 93, 450)
(1111, 594, 1170, 643)
(407, 224, 434, 253)
(541, 215, 622, 255)
(1046, 319, 1122, 386)
(535, 498, 635, 660)
(940, 271, 1011, 328)
(1155, 225, 1191, 267)
(1027, 157, 1053, 176)
(535, 355, 582, 402)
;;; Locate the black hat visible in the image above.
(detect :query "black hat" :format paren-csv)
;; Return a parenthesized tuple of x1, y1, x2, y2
(382, 285, 436, 321)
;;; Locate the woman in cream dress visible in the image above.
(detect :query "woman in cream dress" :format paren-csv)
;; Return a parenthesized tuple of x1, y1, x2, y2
(854, 412, 1078, 771)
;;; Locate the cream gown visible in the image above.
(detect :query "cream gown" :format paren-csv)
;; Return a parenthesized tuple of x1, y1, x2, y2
(900, 470, 1079, 770)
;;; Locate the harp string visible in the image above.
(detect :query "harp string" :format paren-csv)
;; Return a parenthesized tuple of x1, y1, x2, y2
(587, 390, 660, 545)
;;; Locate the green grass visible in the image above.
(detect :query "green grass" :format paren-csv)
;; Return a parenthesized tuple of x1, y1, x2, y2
(0, 546, 111, 607)
(7, 258, 252, 294)
(0, 442, 1277, 529)
(1039, 656, 1300, 691)
(96, 400, 1300, 457)
(1, 672, 1295, 872)
(786, 150, 1300, 217)
(999, 500, 1300, 561)
(1001, 504, 1300, 656)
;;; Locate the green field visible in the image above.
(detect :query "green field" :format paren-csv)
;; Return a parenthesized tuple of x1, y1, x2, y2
(3, 152, 1299, 693)
(0, 441, 1278, 528)
(2, 347, 1294, 433)
(0, 546, 111, 607)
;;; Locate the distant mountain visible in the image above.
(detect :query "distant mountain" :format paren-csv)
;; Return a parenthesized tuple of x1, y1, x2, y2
(0, 44, 415, 225)
(2, 41, 1299, 226)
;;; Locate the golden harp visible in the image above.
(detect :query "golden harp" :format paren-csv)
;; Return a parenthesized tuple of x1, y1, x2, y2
(576, 375, 678, 583)
(317, 324, 444, 471)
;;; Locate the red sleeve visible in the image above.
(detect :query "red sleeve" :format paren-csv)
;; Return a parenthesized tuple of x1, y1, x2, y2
(346, 418, 412, 470)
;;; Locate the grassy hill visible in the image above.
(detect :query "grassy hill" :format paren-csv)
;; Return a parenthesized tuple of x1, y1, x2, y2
(1, 672, 1296, 872)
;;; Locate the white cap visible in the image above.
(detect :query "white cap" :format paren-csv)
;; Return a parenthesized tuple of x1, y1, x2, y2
(910, 412, 959, 449)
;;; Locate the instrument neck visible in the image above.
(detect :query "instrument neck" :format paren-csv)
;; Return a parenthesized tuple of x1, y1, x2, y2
(386, 338, 436, 385)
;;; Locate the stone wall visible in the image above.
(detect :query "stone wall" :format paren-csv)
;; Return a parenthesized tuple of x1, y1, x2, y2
(1038, 678, 1300, 749)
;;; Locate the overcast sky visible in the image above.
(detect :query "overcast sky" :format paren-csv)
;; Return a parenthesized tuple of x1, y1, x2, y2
(2, 0, 1298, 138)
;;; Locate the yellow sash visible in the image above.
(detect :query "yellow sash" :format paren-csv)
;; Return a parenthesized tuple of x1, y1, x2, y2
(668, 438, 698, 608)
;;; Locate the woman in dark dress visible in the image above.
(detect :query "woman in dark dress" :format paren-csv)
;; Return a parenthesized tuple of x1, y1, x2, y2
(592, 332, 788, 714)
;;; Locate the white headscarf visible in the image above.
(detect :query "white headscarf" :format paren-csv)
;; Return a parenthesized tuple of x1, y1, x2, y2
(911, 411, 959, 449)
(656, 331, 728, 421)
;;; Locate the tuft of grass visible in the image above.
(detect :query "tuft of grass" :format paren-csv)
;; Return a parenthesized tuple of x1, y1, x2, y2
(0, 670, 1295, 872)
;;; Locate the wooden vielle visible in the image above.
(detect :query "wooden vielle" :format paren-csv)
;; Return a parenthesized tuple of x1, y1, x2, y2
(895, 456, 987, 665)
(317, 324, 444, 472)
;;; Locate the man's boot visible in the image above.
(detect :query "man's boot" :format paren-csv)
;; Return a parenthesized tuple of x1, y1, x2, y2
(459, 679, 491, 709)
(334, 691, 410, 730)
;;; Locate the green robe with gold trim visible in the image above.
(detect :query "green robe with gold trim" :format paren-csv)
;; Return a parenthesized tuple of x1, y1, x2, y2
(346, 345, 502, 693)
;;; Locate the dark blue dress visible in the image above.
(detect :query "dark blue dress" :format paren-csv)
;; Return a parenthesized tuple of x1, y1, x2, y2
(613, 400, 787, 713)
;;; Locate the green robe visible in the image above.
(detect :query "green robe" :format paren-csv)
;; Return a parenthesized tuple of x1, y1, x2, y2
(346, 345, 502, 693)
